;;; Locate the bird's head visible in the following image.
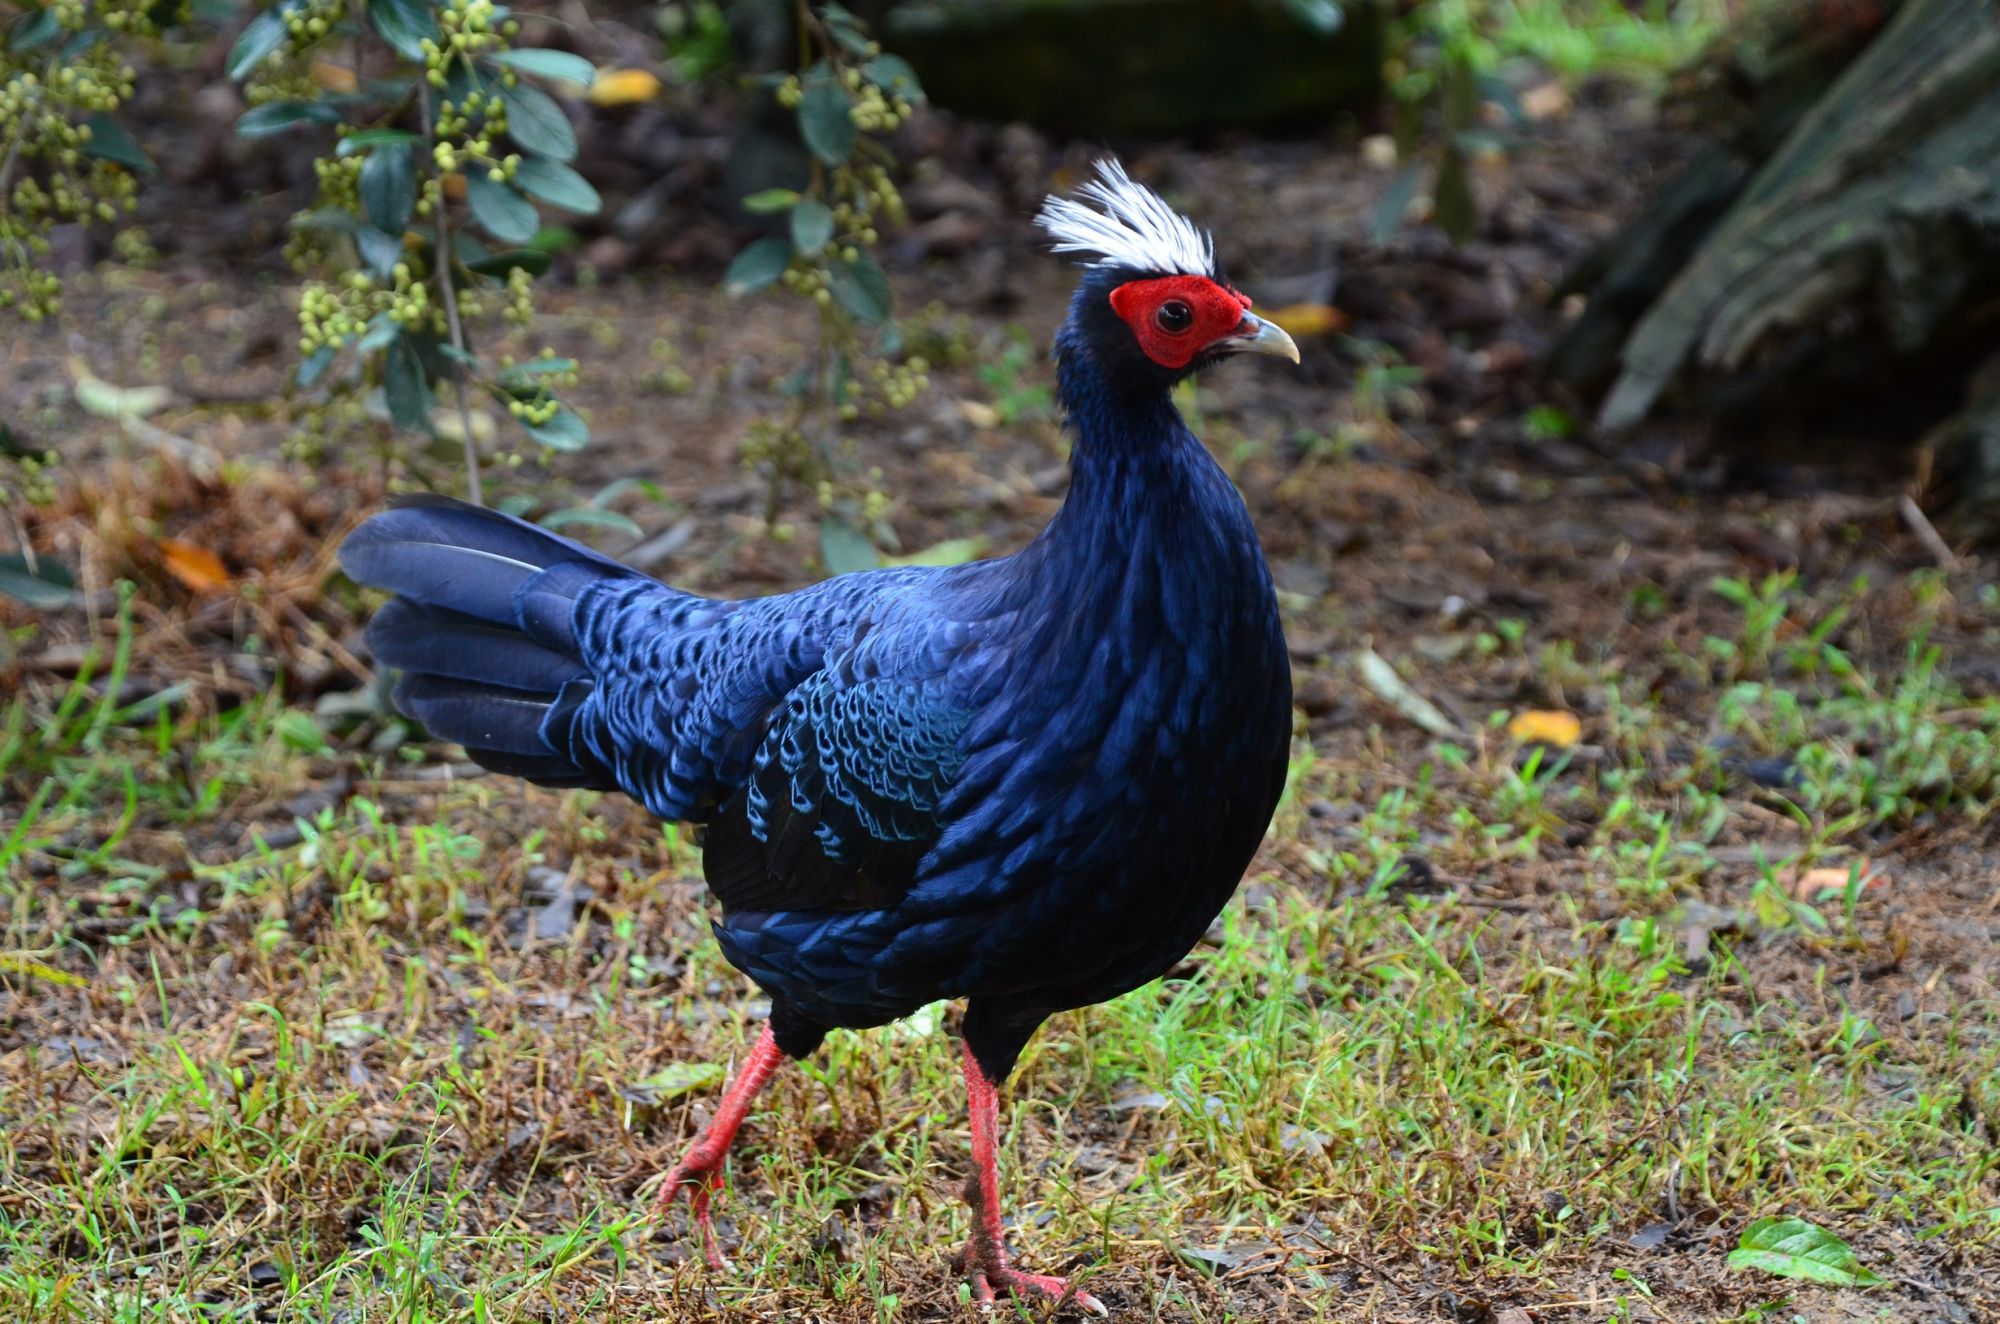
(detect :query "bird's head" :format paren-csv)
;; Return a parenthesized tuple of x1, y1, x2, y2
(1038, 160, 1298, 398)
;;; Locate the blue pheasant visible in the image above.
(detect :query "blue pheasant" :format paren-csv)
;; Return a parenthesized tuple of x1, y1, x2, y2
(338, 159, 1298, 1311)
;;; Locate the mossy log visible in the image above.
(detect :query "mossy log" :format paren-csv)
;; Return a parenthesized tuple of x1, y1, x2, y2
(1551, 0, 2000, 534)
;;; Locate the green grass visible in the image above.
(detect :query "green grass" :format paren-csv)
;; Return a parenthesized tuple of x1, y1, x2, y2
(3, 570, 1999, 1322)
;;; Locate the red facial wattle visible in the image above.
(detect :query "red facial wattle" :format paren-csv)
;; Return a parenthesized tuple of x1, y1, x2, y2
(1108, 275, 1255, 370)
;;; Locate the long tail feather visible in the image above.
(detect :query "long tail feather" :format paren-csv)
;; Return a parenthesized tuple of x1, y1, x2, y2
(341, 494, 640, 789)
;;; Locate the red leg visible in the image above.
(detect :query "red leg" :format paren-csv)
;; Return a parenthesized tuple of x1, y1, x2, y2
(650, 1022, 786, 1269)
(954, 1042, 1106, 1316)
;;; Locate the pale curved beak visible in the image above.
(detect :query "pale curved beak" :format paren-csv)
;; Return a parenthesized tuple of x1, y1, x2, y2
(1221, 312, 1300, 364)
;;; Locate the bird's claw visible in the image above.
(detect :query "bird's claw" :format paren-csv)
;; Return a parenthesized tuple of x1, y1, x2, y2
(956, 1246, 1106, 1316)
(651, 1155, 731, 1271)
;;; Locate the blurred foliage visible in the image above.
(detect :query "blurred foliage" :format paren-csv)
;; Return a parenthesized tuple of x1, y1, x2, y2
(231, 0, 609, 502)
(1385, 0, 1723, 243)
(723, 2, 930, 571)
(0, 0, 170, 321)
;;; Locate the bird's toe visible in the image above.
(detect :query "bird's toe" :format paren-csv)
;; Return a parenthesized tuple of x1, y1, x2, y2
(650, 1157, 731, 1270)
(962, 1254, 1104, 1316)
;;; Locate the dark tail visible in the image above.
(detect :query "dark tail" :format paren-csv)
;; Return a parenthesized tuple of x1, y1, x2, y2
(337, 493, 638, 787)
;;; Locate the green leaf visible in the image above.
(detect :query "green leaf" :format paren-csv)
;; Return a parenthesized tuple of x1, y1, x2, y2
(819, 517, 879, 577)
(80, 114, 154, 173)
(522, 403, 589, 451)
(741, 187, 800, 215)
(511, 157, 599, 215)
(236, 100, 341, 137)
(465, 174, 539, 245)
(225, 9, 287, 80)
(505, 356, 577, 378)
(798, 77, 856, 166)
(789, 198, 834, 256)
(360, 143, 415, 235)
(296, 345, 336, 389)
(821, 4, 872, 57)
(488, 48, 595, 85)
(465, 247, 550, 277)
(723, 236, 792, 296)
(827, 250, 891, 324)
(501, 81, 576, 162)
(275, 709, 329, 754)
(292, 207, 361, 234)
(0, 553, 77, 607)
(863, 54, 924, 103)
(356, 313, 399, 353)
(8, 9, 62, 53)
(337, 128, 420, 157)
(356, 224, 404, 279)
(539, 506, 642, 537)
(382, 335, 433, 431)
(623, 1061, 724, 1104)
(367, 0, 436, 61)
(1727, 1218, 1884, 1289)
(886, 536, 986, 568)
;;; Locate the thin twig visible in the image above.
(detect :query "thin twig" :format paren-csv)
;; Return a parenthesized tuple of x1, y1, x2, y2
(1898, 493, 1954, 568)
(418, 84, 483, 506)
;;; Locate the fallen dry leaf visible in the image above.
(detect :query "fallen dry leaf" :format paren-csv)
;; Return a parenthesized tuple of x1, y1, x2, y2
(1792, 861, 1886, 902)
(69, 356, 172, 420)
(158, 539, 233, 593)
(1269, 302, 1347, 338)
(309, 60, 358, 94)
(589, 69, 662, 106)
(1507, 709, 1582, 748)
(956, 399, 1002, 429)
(1354, 647, 1459, 738)
(1520, 81, 1571, 121)
(1360, 134, 1398, 168)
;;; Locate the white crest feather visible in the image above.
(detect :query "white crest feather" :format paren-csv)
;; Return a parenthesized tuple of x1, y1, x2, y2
(1035, 159, 1215, 277)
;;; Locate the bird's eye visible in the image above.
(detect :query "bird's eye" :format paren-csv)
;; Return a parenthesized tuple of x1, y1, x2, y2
(1155, 300, 1193, 334)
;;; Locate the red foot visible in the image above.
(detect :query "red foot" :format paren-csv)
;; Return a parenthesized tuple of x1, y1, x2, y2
(644, 1024, 787, 1272)
(653, 1149, 730, 1270)
(957, 1244, 1107, 1316)
(954, 1041, 1105, 1315)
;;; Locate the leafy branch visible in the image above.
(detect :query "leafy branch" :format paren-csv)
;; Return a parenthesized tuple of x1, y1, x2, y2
(231, 0, 604, 501)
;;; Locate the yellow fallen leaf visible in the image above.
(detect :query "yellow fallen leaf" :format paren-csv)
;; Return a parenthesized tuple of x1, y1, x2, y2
(589, 68, 662, 107)
(309, 60, 358, 94)
(0, 953, 87, 988)
(956, 399, 1001, 429)
(1506, 709, 1581, 747)
(1268, 302, 1347, 338)
(159, 539, 232, 593)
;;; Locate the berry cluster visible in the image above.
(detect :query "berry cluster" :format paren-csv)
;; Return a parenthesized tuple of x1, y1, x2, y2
(296, 258, 442, 355)
(0, 3, 151, 321)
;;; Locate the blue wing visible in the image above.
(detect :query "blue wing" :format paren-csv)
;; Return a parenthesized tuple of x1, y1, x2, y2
(700, 627, 972, 914)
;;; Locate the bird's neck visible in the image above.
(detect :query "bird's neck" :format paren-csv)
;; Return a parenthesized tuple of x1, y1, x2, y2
(1016, 341, 1264, 598)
